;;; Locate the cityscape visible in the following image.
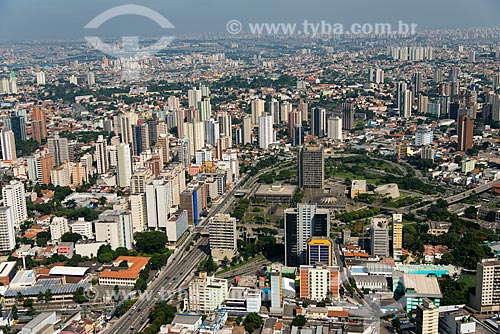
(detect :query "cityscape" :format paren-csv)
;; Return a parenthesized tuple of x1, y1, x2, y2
(2, 2, 500, 334)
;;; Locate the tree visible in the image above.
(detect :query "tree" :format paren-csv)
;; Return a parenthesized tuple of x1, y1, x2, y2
(73, 287, 89, 304)
(391, 318, 401, 330)
(11, 305, 18, 320)
(61, 232, 83, 243)
(134, 231, 167, 254)
(292, 315, 307, 327)
(36, 231, 51, 247)
(44, 289, 53, 302)
(464, 206, 478, 219)
(118, 260, 129, 268)
(243, 313, 263, 333)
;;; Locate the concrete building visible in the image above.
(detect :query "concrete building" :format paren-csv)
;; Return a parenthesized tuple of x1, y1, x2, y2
(165, 209, 188, 243)
(99, 256, 150, 286)
(209, 214, 237, 260)
(146, 178, 173, 230)
(299, 265, 340, 301)
(307, 237, 333, 266)
(270, 265, 283, 314)
(327, 116, 342, 141)
(95, 210, 134, 250)
(95, 135, 108, 174)
(50, 217, 69, 241)
(20, 312, 57, 334)
(258, 114, 274, 149)
(370, 218, 389, 258)
(298, 145, 324, 190)
(351, 180, 367, 199)
(129, 193, 147, 233)
(2, 180, 27, 227)
(0, 207, 15, 251)
(0, 130, 16, 161)
(116, 143, 132, 187)
(457, 114, 473, 152)
(47, 134, 69, 166)
(395, 273, 442, 311)
(188, 272, 228, 312)
(470, 258, 500, 313)
(70, 218, 93, 239)
(180, 183, 204, 226)
(392, 214, 403, 261)
(285, 204, 330, 267)
(415, 298, 439, 334)
(222, 287, 261, 313)
(342, 102, 355, 130)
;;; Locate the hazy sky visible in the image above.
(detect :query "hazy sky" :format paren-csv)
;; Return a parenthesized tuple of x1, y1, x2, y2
(0, 0, 499, 41)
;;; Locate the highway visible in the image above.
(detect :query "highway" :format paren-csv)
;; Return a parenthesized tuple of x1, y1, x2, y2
(104, 164, 284, 334)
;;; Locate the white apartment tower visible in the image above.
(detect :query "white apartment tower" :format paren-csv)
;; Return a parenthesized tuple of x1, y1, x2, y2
(2, 180, 27, 227)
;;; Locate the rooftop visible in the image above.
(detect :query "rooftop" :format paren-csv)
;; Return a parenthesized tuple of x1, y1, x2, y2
(99, 256, 150, 280)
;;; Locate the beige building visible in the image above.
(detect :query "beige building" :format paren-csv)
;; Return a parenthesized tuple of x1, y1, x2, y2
(416, 298, 439, 334)
(188, 272, 228, 312)
(208, 214, 236, 260)
(392, 214, 403, 260)
(470, 258, 500, 313)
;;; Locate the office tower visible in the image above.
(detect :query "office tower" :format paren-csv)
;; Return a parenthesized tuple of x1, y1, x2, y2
(0, 207, 15, 251)
(251, 98, 265, 125)
(342, 102, 355, 130)
(284, 204, 330, 266)
(470, 259, 500, 313)
(308, 237, 333, 266)
(418, 95, 429, 114)
(204, 119, 220, 147)
(288, 110, 302, 136)
(183, 120, 205, 157)
(416, 299, 439, 334)
(31, 106, 47, 144)
(87, 72, 95, 85)
(95, 210, 134, 250)
(311, 107, 327, 137)
(209, 214, 237, 259)
(0, 130, 16, 161)
(370, 218, 389, 258)
(412, 71, 422, 96)
(146, 178, 173, 230)
(129, 194, 147, 233)
(95, 135, 108, 174)
(0, 78, 10, 94)
(198, 98, 212, 121)
(180, 183, 203, 225)
(131, 168, 153, 194)
(451, 81, 460, 97)
(368, 68, 384, 84)
(415, 130, 434, 146)
(217, 111, 232, 145)
(47, 135, 69, 166)
(5, 114, 27, 141)
(327, 116, 342, 141)
(421, 146, 435, 162)
(270, 266, 283, 314)
(50, 217, 69, 241)
(188, 273, 228, 312)
(299, 265, 339, 301)
(188, 88, 202, 108)
(177, 137, 191, 168)
(292, 125, 303, 146)
(37, 152, 54, 185)
(146, 117, 158, 146)
(433, 69, 443, 84)
(298, 144, 324, 189)
(68, 75, 78, 85)
(242, 116, 252, 145)
(36, 71, 46, 85)
(439, 95, 451, 117)
(449, 67, 460, 81)
(156, 134, 170, 164)
(116, 143, 132, 187)
(493, 73, 500, 92)
(131, 123, 150, 156)
(1, 180, 27, 227)
(392, 214, 403, 261)
(258, 115, 274, 149)
(457, 115, 473, 152)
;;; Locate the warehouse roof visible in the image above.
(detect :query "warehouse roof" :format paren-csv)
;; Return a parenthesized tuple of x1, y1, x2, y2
(48, 266, 90, 277)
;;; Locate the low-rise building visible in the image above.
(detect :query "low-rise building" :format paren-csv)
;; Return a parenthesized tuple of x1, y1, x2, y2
(98, 256, 150, 286)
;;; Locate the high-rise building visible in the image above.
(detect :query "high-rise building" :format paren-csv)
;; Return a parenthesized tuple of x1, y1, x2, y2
(308, 237, 333, 266)
(418, 94, 429, 114)
(180, 183, 204, 225)
(284, 204, 330, 266)
(270, 264, 283, 314)
(0, 130, 16, 161)
(31, 106, 47, 144)
(1, 180, 27, 227)
(188, 88, 202, 109)
(470, 259, 500, 313)
(370, 218, 389, 258)
(258, 114, 274, 149)
(327, 116, 342, 141)
(209, 214, 237, 260)
(71, 218, 93, 239)
(457, 114, 473, 152)
(129, 194, 147, 233)
(268, 99, 280, 124)
(198, 98, 212, 121)
(415, 298, 439, 334)
(413, 71, 423, 96)
(0, 207, 15, 251)
(95, 135, 108, 174)
(36, 71, 46, 85)
(95, 210, 134, 250)
(118, 112, 139, 145)
(298, 144, 324, 189)
(116, 143, 132, 187)
(421, 146, 435, 162)
(401, 90, 413, 118)
(242, 116, 252, 145)
(292, 125, 303, 147)
(47, 134, 69, 166)
(251, 98, 265, 125)
(188, 272, 228, 312)
(392, 214, 403, 261)
(5, 114, 27, 141)
(131, 123, 150, 156)
(311, 107, 327, 137)
(87, 72, 95, 86)
(299, 265, 340, 301)
(415, 130, 434, 146)
(146, 178, 173, 230)
(204, 119, 220, 147)
(183, 120, 205, 157)
(368, 68, 384, 84)
(342, 102, 355, 130)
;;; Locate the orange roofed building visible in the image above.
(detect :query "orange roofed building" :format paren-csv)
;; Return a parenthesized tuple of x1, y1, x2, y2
(98, 256, 150, 286)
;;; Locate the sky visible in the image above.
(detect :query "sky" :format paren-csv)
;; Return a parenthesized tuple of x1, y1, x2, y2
(0, 0, 499, 41)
